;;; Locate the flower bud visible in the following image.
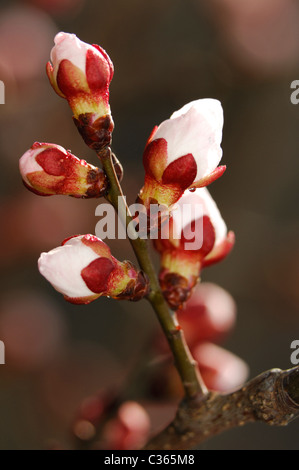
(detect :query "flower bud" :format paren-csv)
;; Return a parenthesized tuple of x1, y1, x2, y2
(99, 401, 150, 450)
(19, 142, 108, 198)
(46, 32, 114, 151)
(138, 99, 226, 212)
(192, 342, 249, 392)
(149, 342, 248, 396)
(154, 188, 235, 310)
(177, 283, 237, 348)
(38, 235, 149, 304)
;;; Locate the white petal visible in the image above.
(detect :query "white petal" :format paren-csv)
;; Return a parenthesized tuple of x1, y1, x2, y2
(19, 148, 44, 185)
(51, 32, 104, 76)
(171, 188, 227, 246)
(38, 236, 100, 299)
(153, 99, 223, 182)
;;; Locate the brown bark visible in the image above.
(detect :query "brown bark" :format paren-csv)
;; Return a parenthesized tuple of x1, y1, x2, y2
(144, 366, 299, 450)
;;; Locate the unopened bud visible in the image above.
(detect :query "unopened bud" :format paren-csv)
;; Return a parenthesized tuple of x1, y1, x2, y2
(19, 142, 108, 198)
(154, 188, 235, 310)
(47, 32, 114, 152)
(38, 235, 149, 304)
(138, 99, 226, 212)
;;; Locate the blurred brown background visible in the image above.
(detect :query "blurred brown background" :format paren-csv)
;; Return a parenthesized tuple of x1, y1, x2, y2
(0, 0, 298, 449)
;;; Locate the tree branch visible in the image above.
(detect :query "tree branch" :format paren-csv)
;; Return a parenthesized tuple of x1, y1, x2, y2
(144, 366, 299, 450)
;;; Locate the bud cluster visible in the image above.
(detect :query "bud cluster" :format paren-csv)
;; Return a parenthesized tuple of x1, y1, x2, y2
(18, 32, 237, 388)
(19, 33, 149, 304)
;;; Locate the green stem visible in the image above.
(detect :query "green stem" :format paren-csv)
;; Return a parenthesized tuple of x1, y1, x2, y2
(100, 148, 207, 400)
